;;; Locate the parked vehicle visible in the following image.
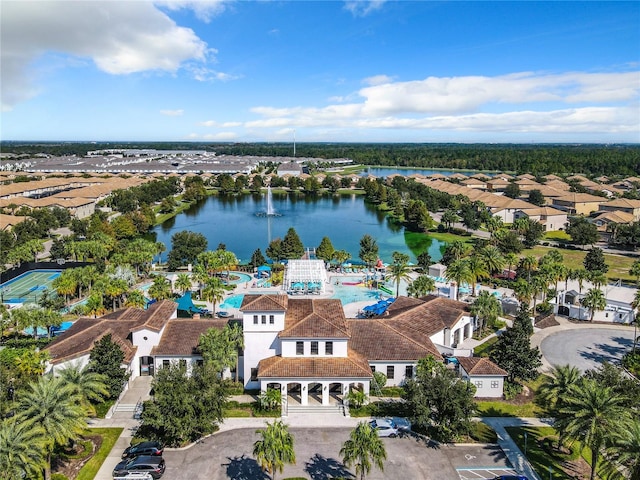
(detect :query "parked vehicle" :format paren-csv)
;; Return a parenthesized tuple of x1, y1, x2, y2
(121, 441, 164, 459)
(493, 476, 528, 480)
(389, 417, 411, 432)
(113, 456, 165, 479)
(369, 418, 398, 437)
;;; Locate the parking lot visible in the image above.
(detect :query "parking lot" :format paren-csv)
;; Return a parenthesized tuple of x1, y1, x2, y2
(163, 427, 512, 479)
(457, 467, 518, 479)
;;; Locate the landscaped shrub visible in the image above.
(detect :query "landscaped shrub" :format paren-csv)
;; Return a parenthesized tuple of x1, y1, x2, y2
(503, 381, 523, 400)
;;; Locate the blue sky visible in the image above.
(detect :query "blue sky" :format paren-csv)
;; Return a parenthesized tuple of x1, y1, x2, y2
(1, 1, 639, 143)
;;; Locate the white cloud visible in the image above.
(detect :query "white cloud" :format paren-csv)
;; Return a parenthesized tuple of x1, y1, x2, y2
(362, 74, 394, 86)
(161, 109, 184, 116)
(203, 131, 238, 140)
(155, 0, 228, 23)
(344, 1, 387, 17)
(200, 120, 242, 127)
(243, 70, 639, 136)
(1, 1, 209, 110)
(189, 66, 240, 82)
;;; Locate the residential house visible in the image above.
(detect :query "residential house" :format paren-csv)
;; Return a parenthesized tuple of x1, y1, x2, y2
(513, 207, 568, 232)
(277, 162, 303, 177)
(457, 357, 507, 398)
(551, 193, 604, 215)
(552, 281, 635, 324)
(600, 198, 640, 221)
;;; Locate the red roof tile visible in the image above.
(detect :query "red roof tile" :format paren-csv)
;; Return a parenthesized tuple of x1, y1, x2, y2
(151, 319, 230, 356)
(258, 349, 372, 379)
(280, 299, 350, 339)
(458, 357, 507, 376)
(241, 294, 289, 311)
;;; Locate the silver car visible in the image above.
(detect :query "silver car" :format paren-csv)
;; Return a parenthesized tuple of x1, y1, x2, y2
(369, 418, 399, 437)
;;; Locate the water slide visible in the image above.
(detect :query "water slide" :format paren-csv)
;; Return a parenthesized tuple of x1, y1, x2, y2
(379, 285, 393, 295)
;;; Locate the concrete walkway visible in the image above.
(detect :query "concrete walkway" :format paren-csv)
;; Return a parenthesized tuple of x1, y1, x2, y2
(531, 315, 636, 372)
(481, 417, 553, 480)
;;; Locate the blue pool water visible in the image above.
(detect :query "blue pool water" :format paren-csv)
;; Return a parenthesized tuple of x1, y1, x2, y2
(220, 294, 245, 310)
(331, 277, 382, 305)
(226, 272, 252, 285)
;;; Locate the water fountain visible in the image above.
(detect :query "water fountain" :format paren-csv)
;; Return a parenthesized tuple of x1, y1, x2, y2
(256, 185, 281, 217)
(266, 185, 276, 216)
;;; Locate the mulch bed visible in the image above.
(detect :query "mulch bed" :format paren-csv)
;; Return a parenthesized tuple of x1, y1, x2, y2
(53, 434, 103, 480)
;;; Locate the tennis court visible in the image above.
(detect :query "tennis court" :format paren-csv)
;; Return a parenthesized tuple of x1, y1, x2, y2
(0, 269, 62, 304)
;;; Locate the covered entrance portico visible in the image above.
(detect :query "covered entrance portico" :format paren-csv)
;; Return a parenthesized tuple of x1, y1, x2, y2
(260, 378, 370, 407)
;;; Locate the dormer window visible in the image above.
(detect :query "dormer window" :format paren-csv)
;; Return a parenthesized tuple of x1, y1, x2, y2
(325, 341, 333, 355)
(311, 341, 318, 355)
(296, 341, 304, 355)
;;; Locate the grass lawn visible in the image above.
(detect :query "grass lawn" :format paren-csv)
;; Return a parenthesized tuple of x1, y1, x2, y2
(76, 428, 123, 480)
(475, 399, 543, 418)
(543, 230, 571, 241)
(473, 336, 499, 357)
(427, 230, 474, 244)
(523, 245, 636, 282)
(506, 426, 608, 480)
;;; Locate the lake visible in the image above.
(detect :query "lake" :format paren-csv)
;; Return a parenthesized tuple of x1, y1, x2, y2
(152, 192, 446, 264)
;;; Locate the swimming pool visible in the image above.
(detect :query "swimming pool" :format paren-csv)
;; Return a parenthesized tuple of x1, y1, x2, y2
(330, 277, 382, 305)
(225, 272, 253, 285)
(220, 294, 245, 310)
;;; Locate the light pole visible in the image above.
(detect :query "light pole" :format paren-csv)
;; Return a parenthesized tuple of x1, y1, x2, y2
(524, 431, 528, 458)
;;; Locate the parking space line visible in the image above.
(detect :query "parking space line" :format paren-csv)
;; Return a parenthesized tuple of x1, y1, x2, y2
(457, 467, 518, 480)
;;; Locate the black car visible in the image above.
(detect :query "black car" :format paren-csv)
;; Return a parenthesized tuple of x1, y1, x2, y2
(113, 455, 165, 479)
(121, 441, 163, 459)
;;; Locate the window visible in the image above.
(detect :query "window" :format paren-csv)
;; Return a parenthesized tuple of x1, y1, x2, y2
(296, 341, 304, 355)
(253, 315, 258, 325)
(474, 381, 483, 389)
(179, 359, 187, 369)
(269, 315, 275, 324)
(261, 315, 266, 324)
(250, 368, 258, 381)
(311, 341, 319, 355)
(370, 365, 376, 373)
(162, 360, 170, 368)
(405, 366, 413, 378)
(325, 341, 333, 355)
(491, 381, 499, 389)
(386, 366, 394, 378)
(196, 359, 204, 367)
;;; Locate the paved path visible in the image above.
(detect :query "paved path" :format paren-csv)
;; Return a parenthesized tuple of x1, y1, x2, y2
(531, 316, 636, 372)
(481, 417, 553, 480)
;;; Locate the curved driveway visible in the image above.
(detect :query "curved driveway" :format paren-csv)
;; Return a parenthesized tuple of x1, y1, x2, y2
(540, 327, 636, 372)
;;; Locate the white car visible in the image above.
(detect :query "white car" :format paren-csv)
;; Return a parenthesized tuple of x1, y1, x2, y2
(369, 418, 399, 437)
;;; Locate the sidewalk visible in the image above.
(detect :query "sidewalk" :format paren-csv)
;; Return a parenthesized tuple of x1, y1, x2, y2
(481, 417, 553, 480)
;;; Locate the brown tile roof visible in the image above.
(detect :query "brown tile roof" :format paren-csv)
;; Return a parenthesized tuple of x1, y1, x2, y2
(604, 198, 640, 209)
(280, 299, 350, 339)
(347, 319, 441, 360)
(385, 295, 470, 331)
(45, 300, 176, 365)
(240, 294, 289, 311)
(458, 357, 507, 376)
(151, 319, 229, 356)
(257, 349, 372, 379)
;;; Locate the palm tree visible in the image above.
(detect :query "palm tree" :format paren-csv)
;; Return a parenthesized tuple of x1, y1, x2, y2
(175, 273, 193, 295)
(512, 279, 534, 308)
(333, 249, 351, 267)
(604, 418, 640, 480)
(467, 254, 489, 297)
(0, 418, 47, 480)
(537, 364, 581, 448)
(147, 274, 172, 301)
(18, 376, 86, 480)
(340, 421, 387, 480)
(84, 292, 106, 318)
(519, 254, 538, 282)
(226, 323, 244, 382)
(556, 380, 630, 480)
(470, 290, 502, 334)
(202, 277, 226, 314)
(52, 272, 77, 305)
(445, 259, 472, 301)
(406, 275, 436, 298)
(124, 289, 147, 308)
(504, 252, 518, 279)
(581, 288, 607, 322)
(477, 246, 505, 276)
(588, 271, 608, 291)
(388, 251, 412, 297)
(440, 209, 459, 231)
(192, 263, 209, 300)
(253, 420, 296, 480)
(58, 363, 109, 416)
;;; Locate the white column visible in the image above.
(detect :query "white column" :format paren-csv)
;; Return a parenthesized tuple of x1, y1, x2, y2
(322, 383, 330, 405)
(301, 382, 309, 406)
(260, 382, 267, 394)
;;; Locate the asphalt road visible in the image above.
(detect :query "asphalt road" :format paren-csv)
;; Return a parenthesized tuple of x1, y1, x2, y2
(163, 427, 510, 480)
(540, 328, 636, 372)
